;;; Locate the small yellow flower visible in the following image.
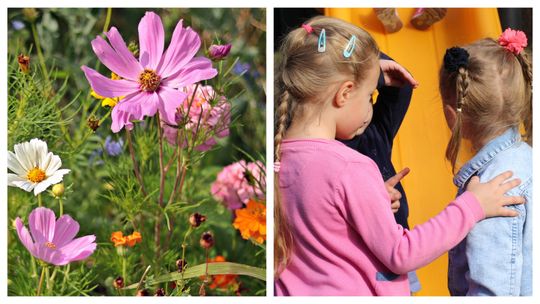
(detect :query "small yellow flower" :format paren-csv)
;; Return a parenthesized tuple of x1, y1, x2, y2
(233, 199, 266, 244)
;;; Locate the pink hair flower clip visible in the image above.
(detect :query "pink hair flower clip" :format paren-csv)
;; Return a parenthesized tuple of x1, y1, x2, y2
(498, 28, 528, 55)
(301, 24, 313, 34)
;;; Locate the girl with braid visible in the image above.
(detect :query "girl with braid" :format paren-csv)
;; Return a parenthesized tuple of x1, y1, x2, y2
(274, 16, 525, 296)
(440, 29, 532, 296)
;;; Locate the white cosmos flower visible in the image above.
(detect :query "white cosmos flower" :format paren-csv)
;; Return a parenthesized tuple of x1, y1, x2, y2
(8, 138, 70, 196)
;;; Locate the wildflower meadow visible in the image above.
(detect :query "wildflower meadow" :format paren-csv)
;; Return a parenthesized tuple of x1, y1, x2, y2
(7, 8, 266, 296)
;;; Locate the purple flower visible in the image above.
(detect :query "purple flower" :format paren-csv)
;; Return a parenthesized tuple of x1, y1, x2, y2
(81, 11, 217, 133)
(104, 136, 124, 156)
(12, 20, 25, 30)
(208, 44, 232, 61)
(15, 207, 97, 266)
(232, 62, 250, 75)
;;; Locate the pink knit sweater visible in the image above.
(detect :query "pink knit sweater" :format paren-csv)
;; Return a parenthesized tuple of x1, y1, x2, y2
(275, 139, 484, 296)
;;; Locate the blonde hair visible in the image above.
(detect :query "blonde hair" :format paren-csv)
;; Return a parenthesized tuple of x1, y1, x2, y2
(439, 38, 532, 172)
(274, 16, 379, 277)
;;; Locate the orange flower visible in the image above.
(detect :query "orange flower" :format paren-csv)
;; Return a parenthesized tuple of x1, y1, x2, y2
(110, 231, 142, 247)
(203, 256, 239, 290)
(125, 231, 142, 247)
(110, 231, 127, 247)
(233, 199, 266, 244)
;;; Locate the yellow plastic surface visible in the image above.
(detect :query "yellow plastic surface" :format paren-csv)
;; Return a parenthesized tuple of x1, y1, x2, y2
(325, 8, 502, 296)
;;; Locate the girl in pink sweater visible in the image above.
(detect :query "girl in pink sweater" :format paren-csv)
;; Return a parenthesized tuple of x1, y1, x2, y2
(274, 16, 524, 296)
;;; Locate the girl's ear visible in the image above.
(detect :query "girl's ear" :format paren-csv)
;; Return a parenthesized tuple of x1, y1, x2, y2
(333, 81, 355, 108)
(443, 104, 457, 130)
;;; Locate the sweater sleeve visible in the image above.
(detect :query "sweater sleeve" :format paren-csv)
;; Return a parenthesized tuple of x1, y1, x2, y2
(371, 53, 413, 146)
(336, 160, 485, 274)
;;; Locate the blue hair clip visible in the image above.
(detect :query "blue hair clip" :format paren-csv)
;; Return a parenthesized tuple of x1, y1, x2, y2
(343, 35, 357, 58)
(318, 29, 326, 53)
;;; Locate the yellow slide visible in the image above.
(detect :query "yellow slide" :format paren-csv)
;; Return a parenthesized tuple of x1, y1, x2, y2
(325, 8, 502, 296)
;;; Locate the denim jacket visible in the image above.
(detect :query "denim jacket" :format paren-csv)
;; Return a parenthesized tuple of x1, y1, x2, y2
(448, 127, 532, 296)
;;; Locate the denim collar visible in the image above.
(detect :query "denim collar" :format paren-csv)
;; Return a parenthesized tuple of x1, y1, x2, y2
(453, 127, 521, 188)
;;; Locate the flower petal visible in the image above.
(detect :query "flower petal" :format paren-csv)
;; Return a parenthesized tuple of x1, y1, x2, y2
(53, 215, 80, 248)
(162, 57, 217, 89)
(104, 27, 143, 80)
(8, 151, 28, 176)
(8, 173, 27, 186)
(157, 20, 201, 78)
(45, 169, 70, 186)
(11, 180, 36, 192)
(33, 179, 53, 195)
(43, 153, 61, 176)
(91, 35, 141, 80)
(15, 218, 35, 254)
(58, 235, 97, 264)
(14, 140, 38, 171)
(29, 207, 56, 244)
(33, 242, 64, 265)
(138, 11, 164, 69)
(81, 66, 139, 98)
(111, 107, 135, 133)
(157, 86, 187, 125)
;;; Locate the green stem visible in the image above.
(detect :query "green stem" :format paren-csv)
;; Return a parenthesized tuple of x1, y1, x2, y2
(37, 194, 42, 207)
(30, 22, 50, 87)
(58, 197, 63, 217)
(37, 265, 46, 296)
(103, 8, 112, 34)
(48, 266, 58, 294)
(60, 264, 70, 294)
(122, 251, 127, 284)
(180, 227, 192, 282)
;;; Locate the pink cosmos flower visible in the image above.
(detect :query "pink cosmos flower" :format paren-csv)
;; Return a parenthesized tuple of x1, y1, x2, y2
(81, 11, 217, 133)
(15, 207, 97, 266)
(162, 84, 231, 151)
(211, 160, 266, 210)
(498, 28, 528, 55)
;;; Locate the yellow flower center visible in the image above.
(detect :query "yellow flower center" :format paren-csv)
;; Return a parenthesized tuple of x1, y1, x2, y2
(45, 242, 57, 250)
(27, 167, 46, 183)
(138, 69, 161, 92)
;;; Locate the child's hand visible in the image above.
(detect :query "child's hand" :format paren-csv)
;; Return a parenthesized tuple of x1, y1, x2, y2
(466, 171, 526, 218)
(385, 167, 410, 213)
(380, 59, 419, 88)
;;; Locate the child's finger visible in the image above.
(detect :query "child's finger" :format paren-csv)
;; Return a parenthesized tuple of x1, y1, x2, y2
(499, 178, 522, 194)
(488, 170, 514, 185)
(496, 208, 520, 217)
(385, 167, 410, 187)
(394, 64, 419, 87)
(501, 195, 526, 206)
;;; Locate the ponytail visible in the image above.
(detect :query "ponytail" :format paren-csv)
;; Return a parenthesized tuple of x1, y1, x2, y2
(516, 51, 533, 145)
(446, 67, 469, 173)
(274, 89, 294, 277)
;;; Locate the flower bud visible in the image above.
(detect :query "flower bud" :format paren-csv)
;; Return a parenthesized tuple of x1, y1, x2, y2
(17, 54, 30, 73)
(136, 289, 149, 296)
(189, 212, 207, 228)
(52, 183, 65, 198)
(208, 44, 232, 61)
(176, 259, 187, 272)
(200, 231, 214, 249)
(87, 116, 100, 132)
(22, 8, 38, 23)
(113, 276, 124, 289)
(154, 288, 165, 296)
